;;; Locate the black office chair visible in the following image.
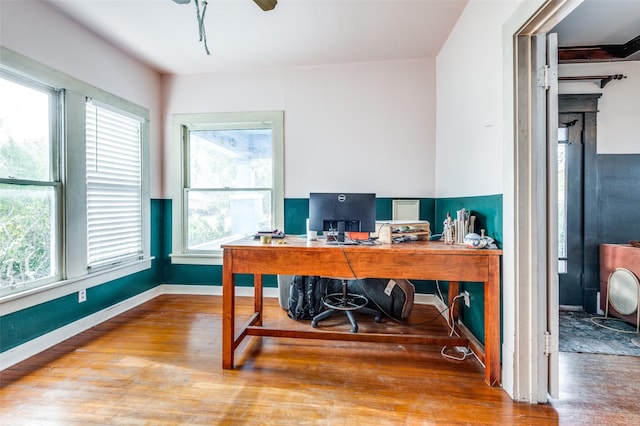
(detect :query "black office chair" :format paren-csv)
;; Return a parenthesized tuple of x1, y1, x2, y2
(311, 278, 382, 333)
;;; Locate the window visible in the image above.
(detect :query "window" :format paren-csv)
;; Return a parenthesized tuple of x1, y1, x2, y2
(0, 72, 61, 294)
(171, 111, 284, 264)
(557, 127, 568, 274)
(0, 48, 150, 303)
(86, 101, 143, 268)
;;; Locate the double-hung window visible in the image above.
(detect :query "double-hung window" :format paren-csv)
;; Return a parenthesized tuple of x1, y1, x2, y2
(85, 101, 143, 269)
(0, 48, 150, 303)
(171, 111, 284, 264)
(0, 72, 61, 294)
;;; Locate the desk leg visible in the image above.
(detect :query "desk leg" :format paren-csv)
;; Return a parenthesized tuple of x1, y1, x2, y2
(222, 249, 235, 369)
(448, 281, 460, 328)
(254, 274, 263, 326)
(485, 257, 501, 386)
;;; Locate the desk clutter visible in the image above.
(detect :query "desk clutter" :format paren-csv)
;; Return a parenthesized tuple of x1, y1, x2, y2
(373, 220, 431, 244)
(254, 229, 285, 239)
(442, 208, 497, 249)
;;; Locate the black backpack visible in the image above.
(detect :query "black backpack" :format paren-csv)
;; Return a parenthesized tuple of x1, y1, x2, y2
(287, 275, 329, 320)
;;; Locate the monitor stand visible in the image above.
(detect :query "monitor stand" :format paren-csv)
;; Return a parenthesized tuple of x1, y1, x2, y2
(326, 221, 346, 242)
(326, 222, 360, 245)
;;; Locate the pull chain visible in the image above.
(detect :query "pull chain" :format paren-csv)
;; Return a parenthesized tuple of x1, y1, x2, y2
(194, 0, 210, 55)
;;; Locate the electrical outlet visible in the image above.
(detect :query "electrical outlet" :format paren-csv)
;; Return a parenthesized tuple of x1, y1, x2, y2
(462, 291, 470, 307)
(78, 289, 87, 303)
(454, 346, 469, 354)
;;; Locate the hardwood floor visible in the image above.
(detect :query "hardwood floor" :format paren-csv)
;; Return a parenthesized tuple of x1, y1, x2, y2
(1, 295, 639, 425)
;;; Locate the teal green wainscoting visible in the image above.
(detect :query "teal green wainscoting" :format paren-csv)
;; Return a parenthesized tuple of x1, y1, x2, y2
(163, 197, 437, 289)
(434, 194, 503, 345)
(164, 263, 259, 288)
(1, 196, 498, 353)
(0, 268, 160, 352)
(0, 199, 167, 353)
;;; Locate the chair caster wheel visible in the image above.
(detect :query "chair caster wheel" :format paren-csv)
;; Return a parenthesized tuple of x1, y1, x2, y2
(374, 315, 382, 323)
(311, 320, 318, 328)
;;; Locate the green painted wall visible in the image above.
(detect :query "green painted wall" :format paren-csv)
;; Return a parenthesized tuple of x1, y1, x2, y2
(163, 197, 438, 289)
(434, 194, 503, 343)
(2, 195, 501, 353)
(0, 199, 166, 352)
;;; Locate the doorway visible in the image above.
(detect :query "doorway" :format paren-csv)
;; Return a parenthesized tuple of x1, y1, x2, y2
(557, 111, 584, 307)
(557, 94, 601, 312)
(510, 0, 638, 404)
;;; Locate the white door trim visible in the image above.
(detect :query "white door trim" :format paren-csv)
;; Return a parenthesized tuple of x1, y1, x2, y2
(509, 0, 583, 403)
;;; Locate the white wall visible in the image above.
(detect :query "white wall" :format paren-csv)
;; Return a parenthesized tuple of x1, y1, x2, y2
(437, 0, 541, 400)
(559, 61, 640, 154)
(162, 59, 437, 199)
(0, 0, 163, 197)
(435, 1, 520, 198)
(439, 0, 639, 401)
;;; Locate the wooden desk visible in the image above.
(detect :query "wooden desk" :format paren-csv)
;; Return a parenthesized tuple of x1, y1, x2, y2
(222, 237, 502, 386)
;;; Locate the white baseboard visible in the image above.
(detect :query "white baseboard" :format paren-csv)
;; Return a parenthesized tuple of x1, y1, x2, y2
(1, 285, 435, 370)
(156, 284, 280, 299)
(501, 343, 514, 400)
(415, 292, 447, 309)
(416, 293, 449, 320)
(1, 286, 162, 371)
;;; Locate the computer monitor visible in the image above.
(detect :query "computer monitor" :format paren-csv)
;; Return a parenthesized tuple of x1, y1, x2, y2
(308, 193, 376, 242)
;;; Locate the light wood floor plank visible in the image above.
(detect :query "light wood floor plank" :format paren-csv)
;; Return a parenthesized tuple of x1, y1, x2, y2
(1, 295, 639, 425)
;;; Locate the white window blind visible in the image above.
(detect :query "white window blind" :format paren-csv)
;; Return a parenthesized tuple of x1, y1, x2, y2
(86, 101, 143, 268)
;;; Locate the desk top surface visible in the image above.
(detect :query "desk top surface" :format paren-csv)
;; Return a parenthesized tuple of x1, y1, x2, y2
(222, 235, 502, 256)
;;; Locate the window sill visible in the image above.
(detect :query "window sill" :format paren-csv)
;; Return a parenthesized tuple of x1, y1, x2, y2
(170, 253, 223, 266)
(0, 257, 153, 316)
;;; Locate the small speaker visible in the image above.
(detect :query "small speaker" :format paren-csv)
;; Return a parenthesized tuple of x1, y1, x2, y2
(606, 267, 640, 332)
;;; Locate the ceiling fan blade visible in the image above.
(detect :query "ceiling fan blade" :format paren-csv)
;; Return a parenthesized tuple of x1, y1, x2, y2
(172, 0, 191, 4)
(253, 0, 277, 11)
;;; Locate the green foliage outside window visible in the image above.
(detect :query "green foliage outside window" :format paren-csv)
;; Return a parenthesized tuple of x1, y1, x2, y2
(0, 183, 53, 289)
(0, 75, 56, 292)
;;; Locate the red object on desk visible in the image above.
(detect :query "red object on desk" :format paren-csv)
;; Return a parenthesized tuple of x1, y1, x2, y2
(346, 231, 370, 240)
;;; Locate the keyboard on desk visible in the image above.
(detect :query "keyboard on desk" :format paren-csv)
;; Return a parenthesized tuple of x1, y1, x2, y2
(325, 240, 360, 245)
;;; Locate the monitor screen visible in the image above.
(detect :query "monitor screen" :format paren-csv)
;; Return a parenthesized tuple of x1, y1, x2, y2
(308, 193, 376, 239)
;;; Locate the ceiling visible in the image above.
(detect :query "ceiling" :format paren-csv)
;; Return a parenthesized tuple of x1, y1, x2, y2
(45, 0, 640, 75)
(46, 0, 468, 75)
(553, 0, 640, 62)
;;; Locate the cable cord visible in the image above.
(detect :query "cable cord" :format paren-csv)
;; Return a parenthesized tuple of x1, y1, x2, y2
(334, 241, 394, 319)
(333, 242, 476, 361)
(439, 293, 475, 361)
(588, 316, 639, 334)
(334, 244, 453, 326)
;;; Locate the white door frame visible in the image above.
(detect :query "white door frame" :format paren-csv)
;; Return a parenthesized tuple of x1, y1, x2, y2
(509, 0, 583, 403)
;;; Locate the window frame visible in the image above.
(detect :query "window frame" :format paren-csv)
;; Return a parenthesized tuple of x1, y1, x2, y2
(170, 111, 284, 265)
(0, 70, 63, 291)
(0, 47, 151, 311)
(85, 99, 145, 270)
